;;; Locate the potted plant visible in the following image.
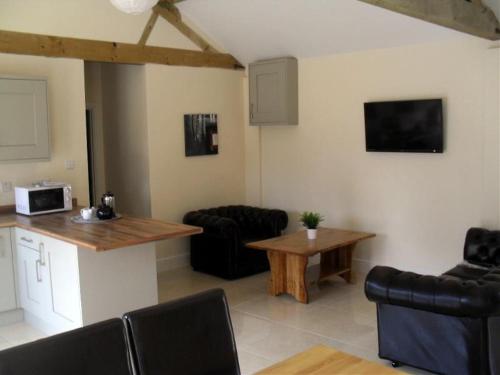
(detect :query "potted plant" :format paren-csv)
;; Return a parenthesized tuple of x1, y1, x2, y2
(299, 211, 324, 240)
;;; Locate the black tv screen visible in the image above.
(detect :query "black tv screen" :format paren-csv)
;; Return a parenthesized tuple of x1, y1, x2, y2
(364, 99, 443, 153)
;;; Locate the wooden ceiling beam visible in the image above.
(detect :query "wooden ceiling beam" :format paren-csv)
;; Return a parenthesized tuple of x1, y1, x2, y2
(0, 29, 244, 70)
(358, 0, 500, 40)
(154, 3, 220, 53)
(138, 11, 160, 45)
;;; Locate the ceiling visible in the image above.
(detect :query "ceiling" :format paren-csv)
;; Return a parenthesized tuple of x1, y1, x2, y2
(177, 0, 472, 64)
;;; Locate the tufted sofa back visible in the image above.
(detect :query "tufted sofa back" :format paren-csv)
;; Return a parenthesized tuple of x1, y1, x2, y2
(464, 228, 500, 267)
(197, 205, 288, 238)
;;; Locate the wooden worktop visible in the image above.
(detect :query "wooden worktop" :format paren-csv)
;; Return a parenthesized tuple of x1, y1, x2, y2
(0, 207, 202, 251)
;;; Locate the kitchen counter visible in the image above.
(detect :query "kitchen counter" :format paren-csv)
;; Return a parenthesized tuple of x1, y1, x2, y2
(0, 207, 202, 251)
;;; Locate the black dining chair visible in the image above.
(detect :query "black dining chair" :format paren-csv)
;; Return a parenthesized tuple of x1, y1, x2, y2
(123, 288, 241, 375)
(0, 319, 133, 375)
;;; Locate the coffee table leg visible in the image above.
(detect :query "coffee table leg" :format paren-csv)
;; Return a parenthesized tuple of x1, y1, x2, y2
(319, 243, 356, 284)
(286, 254, 309, 304)
(267, 250, 287, 297)
(339, 244, 354, 283)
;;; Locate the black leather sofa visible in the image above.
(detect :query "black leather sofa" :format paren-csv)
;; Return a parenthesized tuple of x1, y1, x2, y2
(183, 205, 288, 279)
(365, 227, 500, 375)
(0, 289, 240, 375)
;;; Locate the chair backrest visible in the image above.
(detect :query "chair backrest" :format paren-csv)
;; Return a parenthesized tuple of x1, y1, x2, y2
(123, 289, 240, 375)
(0, 319, 132, 375)
(464, 227, 500, 267)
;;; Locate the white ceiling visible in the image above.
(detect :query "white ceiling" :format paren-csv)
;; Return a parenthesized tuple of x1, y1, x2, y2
(177, 0, 470, 64)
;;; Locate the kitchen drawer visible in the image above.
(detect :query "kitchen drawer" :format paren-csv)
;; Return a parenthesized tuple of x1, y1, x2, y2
(15, 228, 41, 251)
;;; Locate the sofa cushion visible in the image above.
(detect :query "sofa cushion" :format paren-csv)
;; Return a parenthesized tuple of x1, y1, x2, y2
(464, 228, 500, 267)
(444, 264, 491, 281)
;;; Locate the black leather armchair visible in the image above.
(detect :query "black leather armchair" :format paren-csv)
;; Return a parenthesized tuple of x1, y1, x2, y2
(183, 205, 288, 279)
(0, 319, 132, 375)
(124, 289, 240, 375)
(365, 227, 500, 375)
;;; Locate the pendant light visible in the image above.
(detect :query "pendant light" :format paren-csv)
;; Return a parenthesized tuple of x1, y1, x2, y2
(110, 0, 160, 15)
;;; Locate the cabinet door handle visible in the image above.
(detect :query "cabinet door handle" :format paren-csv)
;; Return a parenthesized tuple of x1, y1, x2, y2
(21, 237, 33, 243)
(250, 103, 254, 119)
(39, 242, 46, 266)
(36, 260, 42, 282)
(0, 235, 4, 258)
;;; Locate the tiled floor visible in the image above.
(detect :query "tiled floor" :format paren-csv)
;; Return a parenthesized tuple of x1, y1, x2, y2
(157, 267, 430, 375)
(0, 266, 430, 374)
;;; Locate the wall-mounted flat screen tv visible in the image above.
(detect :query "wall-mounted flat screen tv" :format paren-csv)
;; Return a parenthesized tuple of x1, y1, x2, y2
(364, 99, 443, 153)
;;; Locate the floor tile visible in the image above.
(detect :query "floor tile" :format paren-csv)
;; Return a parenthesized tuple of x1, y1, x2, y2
(237, 349, 274, 375)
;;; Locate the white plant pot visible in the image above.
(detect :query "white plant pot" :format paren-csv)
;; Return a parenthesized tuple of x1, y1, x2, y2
(307, 229, 317, 240)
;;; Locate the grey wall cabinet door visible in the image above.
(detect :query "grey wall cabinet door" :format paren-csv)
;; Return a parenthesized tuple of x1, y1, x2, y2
(0, 77, 50, 161)
(249, 57, 298, 126)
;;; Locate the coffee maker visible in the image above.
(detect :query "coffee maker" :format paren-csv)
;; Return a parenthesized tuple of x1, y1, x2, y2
(96, 192, 115, 220)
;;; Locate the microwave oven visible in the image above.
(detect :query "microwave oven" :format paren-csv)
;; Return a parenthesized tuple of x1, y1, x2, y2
(15, 183, 72, 216)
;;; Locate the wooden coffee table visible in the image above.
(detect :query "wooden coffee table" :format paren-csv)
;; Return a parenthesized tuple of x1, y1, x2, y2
(256, 345, 401, 374)
(247, 228, 375, 303)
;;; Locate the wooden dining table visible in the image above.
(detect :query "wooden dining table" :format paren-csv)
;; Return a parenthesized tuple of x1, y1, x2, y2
(256, 345, 402, 374)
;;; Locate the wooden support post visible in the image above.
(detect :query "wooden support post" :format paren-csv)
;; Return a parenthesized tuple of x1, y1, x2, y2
(139, 11, 160, 45)
(358, 0, 500, 40)
(154, 3, 220, 53)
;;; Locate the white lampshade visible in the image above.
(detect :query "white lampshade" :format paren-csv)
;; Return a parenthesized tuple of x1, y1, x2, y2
(110, 0, 160, 15)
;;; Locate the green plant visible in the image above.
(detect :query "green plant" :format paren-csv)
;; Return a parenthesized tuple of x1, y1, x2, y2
(299, 211, 324, 229)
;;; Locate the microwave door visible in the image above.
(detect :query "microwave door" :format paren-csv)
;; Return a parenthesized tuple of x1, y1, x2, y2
(29, 188, 64, 213)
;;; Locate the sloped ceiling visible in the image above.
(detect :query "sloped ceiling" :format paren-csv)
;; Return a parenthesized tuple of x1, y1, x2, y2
(178, 0, 474, 64)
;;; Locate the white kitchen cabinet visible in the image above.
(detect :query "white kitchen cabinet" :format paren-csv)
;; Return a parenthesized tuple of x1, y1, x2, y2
(43, 235, 82, 330)
(0, 77, 50, 161)
(16, 244, 49, 317)
(249, 57, 298, 125)
(16, 229, 82, 334)
(0, 228, 16, 312)
(14, 227, 157, 335)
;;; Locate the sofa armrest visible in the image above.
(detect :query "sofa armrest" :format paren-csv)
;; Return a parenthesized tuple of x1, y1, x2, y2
(365, 266, 500, 318)
(183, 212, 240, 239)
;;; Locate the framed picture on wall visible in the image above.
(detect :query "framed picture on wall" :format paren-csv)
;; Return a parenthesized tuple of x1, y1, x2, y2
(184, 114, 219, 157)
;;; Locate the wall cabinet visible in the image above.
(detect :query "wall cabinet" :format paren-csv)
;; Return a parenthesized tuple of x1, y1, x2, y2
(0, 77, 50, 161)
(16, 228, 82, 333)
(249, 57, 298, 125)
(0, 228, 16, 313)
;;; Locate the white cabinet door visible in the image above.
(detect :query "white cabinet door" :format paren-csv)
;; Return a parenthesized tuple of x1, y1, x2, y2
(16, 244, 49, 317)
(0, 77, 50, 161)
(0, 228, 16, 312)
(43, 235, 82, 329)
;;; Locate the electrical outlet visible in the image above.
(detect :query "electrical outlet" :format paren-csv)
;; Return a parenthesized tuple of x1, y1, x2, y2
(65, 160, 76, 170)
(1, 181, 12, 193)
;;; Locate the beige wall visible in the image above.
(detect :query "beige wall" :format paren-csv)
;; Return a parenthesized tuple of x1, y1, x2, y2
(84, 62, 107, 204)
(246, 38, 500, 275)
(145, 65, 246, 270)
(0, 54, 89, 206)
(100, 63, 151, 217)
(0, 1, 246, 270)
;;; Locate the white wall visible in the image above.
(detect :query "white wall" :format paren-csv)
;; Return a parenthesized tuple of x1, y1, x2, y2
(246, 38, 500, 275)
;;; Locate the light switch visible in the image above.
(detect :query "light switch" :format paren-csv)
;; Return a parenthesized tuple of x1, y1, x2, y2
(65, 160, 76, 170)
(1, 181, 12, 193)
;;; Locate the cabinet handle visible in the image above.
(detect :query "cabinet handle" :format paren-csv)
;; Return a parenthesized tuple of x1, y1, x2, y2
(39, 242, 46, 266)
(21, 236, 33, 243)
(36, 260, 42, 282)
(250, 103, 254, 119)
(0, 235, 4, 258)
